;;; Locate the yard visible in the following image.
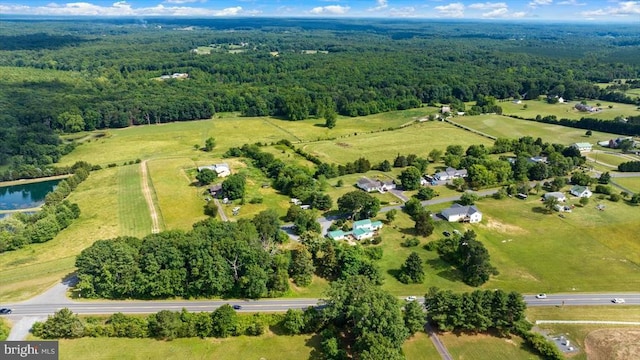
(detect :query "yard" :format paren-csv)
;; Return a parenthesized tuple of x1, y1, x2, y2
(500, 99, 640, 121)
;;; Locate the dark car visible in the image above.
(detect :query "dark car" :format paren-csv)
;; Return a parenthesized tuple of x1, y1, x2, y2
(0, 308, 12, 314)
(232, 305, 242, 310)
(442, 231, 451, 237)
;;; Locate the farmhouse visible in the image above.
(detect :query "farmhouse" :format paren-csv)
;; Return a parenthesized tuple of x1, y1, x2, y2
(528, 156, 548, 164)
(433, 167, 468, 181)
(198, 163, 231, 177)
(356, 177, 395, 193)
(208, 184, 222, 196)
(554, 204, 572, 212)
(571, 142, 592, 152)
(441, 105, 451, 114)
(440, 203, 482, 223)
(570, 185, 592, 198)
(575, 103, 597, 113)
(598, 137, 635, 149)
(327, 218, 383, 241)
(543, 192, 567, 202)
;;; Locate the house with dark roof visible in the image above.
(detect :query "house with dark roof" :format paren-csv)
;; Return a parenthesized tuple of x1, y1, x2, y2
(440, 203, 482, 223)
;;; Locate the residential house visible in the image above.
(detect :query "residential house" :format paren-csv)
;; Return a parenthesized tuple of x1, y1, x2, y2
(570, 185, 592, 198)
(571, 142, 593, 152)
(356, 177, 395, 193)
(208, 184, 223, 196)
(527, 156, 548, 164)
(554, 204, 572, 212)
(512, 99, 522, 104)
(575, 103, 597, 113)
(327, 218, 383, 241)
(433, 167, 468, 181)
(543, 192, 567, 202)
(440, 203, 483, 223)
(198, 163, 231, 178)
(598, 137, 634, 149)
(441, 105, 451, 114)
(557, 97, 565, 103)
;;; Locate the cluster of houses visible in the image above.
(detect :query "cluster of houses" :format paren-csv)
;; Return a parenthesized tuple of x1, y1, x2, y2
(574, 103, 599, 113)
(597, 137, 636, 149)
(542, 185, 593, 212)
(198, 163, 231, 178)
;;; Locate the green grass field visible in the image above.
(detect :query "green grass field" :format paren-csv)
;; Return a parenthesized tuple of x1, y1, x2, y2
(452, 115, 623, 145)
(402, 332, 445, 359)
(0, 168, 121, 302)
(585, 152, 630, 168)
(500, 99, 640, 121)
(302, 121, 493, 165)
(611, 177, 640, 193)
(118, 165, 153, 237)
(57, 333, 320, 360)
(440, 332, 541, 360)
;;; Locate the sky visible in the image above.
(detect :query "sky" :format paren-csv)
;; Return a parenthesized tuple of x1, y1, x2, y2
(0, 0, 638, 22)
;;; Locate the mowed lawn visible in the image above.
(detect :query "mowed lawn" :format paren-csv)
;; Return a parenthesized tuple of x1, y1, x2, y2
(452, 115, 623, 144)
(57, 333, 320, 360)
(302, 121, 492, 165)
(118, 165, 153, 237)
(0, 168, 121, 302)
(611, 177, 640, 193)
(402, 332, 444, 359)
(439, 332, 542, 360)
(500, 99, 640, 121)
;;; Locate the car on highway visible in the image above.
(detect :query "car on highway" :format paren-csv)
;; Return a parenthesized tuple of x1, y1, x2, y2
(535, 293, 547, 299)
(232, 305, 242, 310)
(405, 296, 417, 302)
(612, 298, 625, 304)
(0, 308, 12, 314)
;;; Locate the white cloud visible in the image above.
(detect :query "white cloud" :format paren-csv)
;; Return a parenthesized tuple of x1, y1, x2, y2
(528, 0, 552, 8)
(368, 0, 388, 11)
(434, 2, 465, 17)
(310, 5, 350, 14)
(581, 1, 640, 16)
(482, 7, 526, 18)
(557, 0, 585, 5)
(389, 6, 417, 17)
(0, 2, 247, 16)
(469, 2, 507, 9)
(164, 0, 203, 4)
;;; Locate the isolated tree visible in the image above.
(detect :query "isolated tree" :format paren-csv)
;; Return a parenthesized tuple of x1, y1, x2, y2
(543, 196, 559, 213)
(204, 201, 218, 217)
(451, 177, 466, 191)
(221, 174, 246, 200)
(403, 198, 424, 219)
(598, 172, 611, 184)
(385, 209, 397, 223)
(337, 191, 381, 220)
(399, 252, 425, 284)
(400, 166, 423, 190)
(459, 192, 479, 206)
(204, 137, 216, 152)
(196, 169, 217, 185)
(325, 111, 337, 129)
(428, 149, 443, 162)
(585, 130, 592, 137)
(579, 197, 589, 207)
(416, 187, 437, 200)
(414, 211, 434, 237)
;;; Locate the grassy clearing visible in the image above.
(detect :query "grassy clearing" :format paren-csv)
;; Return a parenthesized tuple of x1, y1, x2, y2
(302, 121, 492, 165)
(452, 115, 621, 144)
(611, 177, 640, 193)
(439, 332, 541, 360)
(57, 333, 320, 360)
(0, 168, 121, 302)
(118, 165, 152, 237)
(586, 152, 629, 167)
(526, 306, 640, 322)
(500, 99, 640, 121)
(402, 331, 443, 359)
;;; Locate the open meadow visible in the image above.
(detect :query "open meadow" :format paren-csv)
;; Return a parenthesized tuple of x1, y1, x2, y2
(611, 177, 640, 194)
(500, 99, 640, 121)
(452, 115, 623, 145)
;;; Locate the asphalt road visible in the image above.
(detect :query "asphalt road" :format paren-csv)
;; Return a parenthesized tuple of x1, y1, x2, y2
(4, 294, 639, 318)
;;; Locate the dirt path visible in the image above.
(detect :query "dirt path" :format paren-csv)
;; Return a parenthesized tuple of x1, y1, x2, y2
(140, 160, 161, 234)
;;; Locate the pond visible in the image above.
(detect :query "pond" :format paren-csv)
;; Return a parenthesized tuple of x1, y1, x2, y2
(0, 179, 60, 212)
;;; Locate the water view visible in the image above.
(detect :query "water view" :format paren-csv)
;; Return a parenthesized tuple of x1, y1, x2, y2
(0, 179, 60, 211)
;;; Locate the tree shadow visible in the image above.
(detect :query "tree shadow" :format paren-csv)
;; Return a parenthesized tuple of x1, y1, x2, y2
(305, 333, 325, 360)
(313, 123, 328, 128)
(531, 206, 550, 214)
(387, 268, 402, 280)
(398, 227, 418, 236)
(426, 258, 462, 282)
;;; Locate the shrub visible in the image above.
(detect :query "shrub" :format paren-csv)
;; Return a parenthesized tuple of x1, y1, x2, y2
(371, 236, 383, 245)
(401, 237, 420, 247)
(249, 197, 263, 204)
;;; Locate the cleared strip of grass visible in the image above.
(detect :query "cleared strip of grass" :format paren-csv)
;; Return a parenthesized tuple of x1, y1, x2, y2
(611, 177, 640, 193)
(58, 333, 320, 360)
(0, 168, 121, 302)
(402, 331, 443, 360)
(501, 99, 639, 121)
(439, 332, 542, 360)
(118, 165, 152, 237)
(526, 306, 640, 322)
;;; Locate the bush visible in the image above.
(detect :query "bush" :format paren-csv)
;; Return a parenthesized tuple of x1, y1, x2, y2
(609, 193, 621, 202)
(249, 197, 263, 204)
(108, 163, 117, 168)
(401, 237, 420, 247)
(371, 236, 382, 245)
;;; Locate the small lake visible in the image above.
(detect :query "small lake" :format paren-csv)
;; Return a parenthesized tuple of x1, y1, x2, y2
(0, 179, 61, 212)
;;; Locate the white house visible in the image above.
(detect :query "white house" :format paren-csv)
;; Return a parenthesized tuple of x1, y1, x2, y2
(440, 204, 482, 223)
(198, 163, 231, 178)
(441, 105, 451, 114)
(558, 97, 565, 103)
(433, 167, 467, 181)
(571, 142, 592, 152)
(570, 185, 592, 198)
(327, 219, 383, 241)
(543, 192, 567, 202)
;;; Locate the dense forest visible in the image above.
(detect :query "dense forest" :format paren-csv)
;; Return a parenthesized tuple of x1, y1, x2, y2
(1, 18, 639, 171)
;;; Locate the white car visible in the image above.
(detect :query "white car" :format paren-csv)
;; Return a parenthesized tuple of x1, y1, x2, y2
(405, 296, 417, 302)
(535, 293, 547, 299)
(612, 298, 625, 304)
